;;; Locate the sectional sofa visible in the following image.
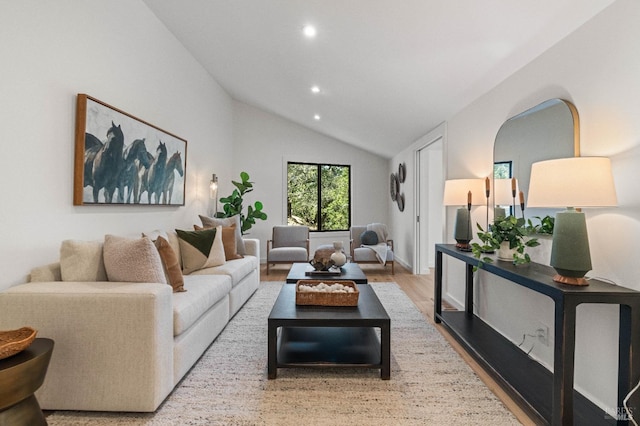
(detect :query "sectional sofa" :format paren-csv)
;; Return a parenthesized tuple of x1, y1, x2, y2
(0, 225, 259, 412)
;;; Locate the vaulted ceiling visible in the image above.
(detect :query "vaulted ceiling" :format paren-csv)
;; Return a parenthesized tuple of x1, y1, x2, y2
(143, 0, 614, 158)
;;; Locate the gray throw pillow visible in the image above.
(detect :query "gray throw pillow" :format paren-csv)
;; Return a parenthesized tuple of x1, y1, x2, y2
(360, 230, 379, 245)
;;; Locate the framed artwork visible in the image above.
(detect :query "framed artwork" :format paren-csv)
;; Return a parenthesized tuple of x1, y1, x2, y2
(73, 94, 187, 206)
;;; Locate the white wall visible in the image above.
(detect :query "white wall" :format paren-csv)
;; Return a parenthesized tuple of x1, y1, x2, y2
(393, 0, 640, 413)
(0, 1, 234, 289)
(232, 101, 389, 260)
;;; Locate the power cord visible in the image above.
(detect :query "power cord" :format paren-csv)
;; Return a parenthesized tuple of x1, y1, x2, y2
(624, 378, 640, 425)
(517, 332, 537, 356)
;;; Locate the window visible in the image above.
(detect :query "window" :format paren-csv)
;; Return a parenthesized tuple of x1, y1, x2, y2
(287, 162, 351, 231)
(493, 161, 512, 179)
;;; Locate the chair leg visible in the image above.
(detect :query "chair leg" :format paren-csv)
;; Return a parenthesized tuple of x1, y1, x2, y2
(391, 261, 394, 274)
(266, 262, 270, 275)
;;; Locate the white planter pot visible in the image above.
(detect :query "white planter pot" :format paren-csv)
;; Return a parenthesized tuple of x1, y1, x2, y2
(497, 241, 517, 262)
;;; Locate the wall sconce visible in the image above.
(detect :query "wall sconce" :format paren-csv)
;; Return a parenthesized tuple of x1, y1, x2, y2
(527, 157, 617, 285)
(209, 174, 218, 217)
(443, 179, 485, 251)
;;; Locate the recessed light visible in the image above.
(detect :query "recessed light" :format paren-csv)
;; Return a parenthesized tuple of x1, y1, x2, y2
(311, 85, 320, 94)
(314, 114, 321, 121)
(303, 25, 317, 38)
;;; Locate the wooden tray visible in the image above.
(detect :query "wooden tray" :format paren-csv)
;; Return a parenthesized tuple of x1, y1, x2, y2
(0, 326, 37, 360)
(295, 280, 359, 306)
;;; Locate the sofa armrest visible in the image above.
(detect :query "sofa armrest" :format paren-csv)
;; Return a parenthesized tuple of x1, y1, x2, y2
(30, 262, 62, 282)
(0, 281, 174, 412)
(242, 238, 260, 258)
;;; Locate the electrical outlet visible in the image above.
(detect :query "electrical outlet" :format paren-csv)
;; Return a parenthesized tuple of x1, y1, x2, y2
(535, 321, 550, 346)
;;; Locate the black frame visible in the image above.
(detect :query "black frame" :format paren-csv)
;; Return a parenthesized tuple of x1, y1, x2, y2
(287, 161, 352, 232)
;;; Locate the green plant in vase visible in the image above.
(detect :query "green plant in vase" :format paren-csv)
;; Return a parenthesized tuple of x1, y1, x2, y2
(526, 215, 555, 235)
(216, 171, 267, 234)
(471, 215, 540, 266)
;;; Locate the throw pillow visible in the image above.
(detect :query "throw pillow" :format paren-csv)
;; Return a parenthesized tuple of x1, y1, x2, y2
(154, 236, 186, 292)
(360, 230, 379, 245)
(60, 240, 108, 282)
(194, 223, 243, 261)
(176, 226, 225, 274)
(103, 235, 167, 284)
(199, 214, 246, 255)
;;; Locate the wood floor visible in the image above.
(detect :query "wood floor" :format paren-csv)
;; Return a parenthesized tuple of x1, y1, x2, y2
(262, 262, 536, 425)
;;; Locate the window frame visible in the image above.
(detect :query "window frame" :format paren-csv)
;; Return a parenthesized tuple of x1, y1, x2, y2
(286, 161, 352, 232)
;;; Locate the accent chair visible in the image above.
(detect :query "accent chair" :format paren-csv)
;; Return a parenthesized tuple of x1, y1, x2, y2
(266, 225, 310, 274)
(349, 225, 395, 274)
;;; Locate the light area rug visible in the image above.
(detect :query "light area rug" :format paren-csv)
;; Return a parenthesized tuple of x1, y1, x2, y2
(48, 282, 520, 426)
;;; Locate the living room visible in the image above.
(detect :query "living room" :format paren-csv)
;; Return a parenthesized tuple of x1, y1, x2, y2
(2, 0, 639, 424)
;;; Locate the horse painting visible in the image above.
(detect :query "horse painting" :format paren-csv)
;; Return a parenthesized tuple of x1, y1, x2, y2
(75, 95, 187, 206)
(90, 122, 124, 203)
(162, 151, 184, 204)
(146, 141, 167, 204)
(119, 138, 151, 204)
(83, 133, 103, 188)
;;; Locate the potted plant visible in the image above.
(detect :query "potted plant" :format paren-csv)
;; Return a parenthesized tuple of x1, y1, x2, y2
(216, 171, 267, 234)
(527, 215, 555, 235)
(472, 215, 540, 266)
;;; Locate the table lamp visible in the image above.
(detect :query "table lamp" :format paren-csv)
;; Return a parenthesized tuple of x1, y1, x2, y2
(443, 179, 485, 251)
(527, 157, 617, 285)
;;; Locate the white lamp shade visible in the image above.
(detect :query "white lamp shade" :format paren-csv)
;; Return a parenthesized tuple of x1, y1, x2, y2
(494, 178, 519, 206)
(527, 157, 617, 208)
(442, 179, 485, 206)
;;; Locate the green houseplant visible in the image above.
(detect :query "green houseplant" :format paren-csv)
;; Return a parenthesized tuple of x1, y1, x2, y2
(527, 215, 555, 236)
(216, 171, 267, 234)
(472, 215, 540, 266)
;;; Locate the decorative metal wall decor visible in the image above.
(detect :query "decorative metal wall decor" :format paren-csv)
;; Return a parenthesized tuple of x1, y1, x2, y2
(391, 162, 406, 212)
(73, 94, 187, 206)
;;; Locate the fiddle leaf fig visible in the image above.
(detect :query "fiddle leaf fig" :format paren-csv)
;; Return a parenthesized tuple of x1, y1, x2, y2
(216, 172, 267, 234)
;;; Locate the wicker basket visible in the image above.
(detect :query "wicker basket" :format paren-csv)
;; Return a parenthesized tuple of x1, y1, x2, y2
(0, 326, 37, 360)
(296, 280, 359, 306)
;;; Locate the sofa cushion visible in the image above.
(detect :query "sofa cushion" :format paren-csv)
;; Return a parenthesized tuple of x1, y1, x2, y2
(60, 240, 107, 282)
(267, 247, 308, 262)
(173, 274, 231, 336)
(154, 236, 185, 292)
(176, 226, 225, 274)
(199, 214, 246, 255)
(103, 235, 167, 284)
(189, 256, 258, 287)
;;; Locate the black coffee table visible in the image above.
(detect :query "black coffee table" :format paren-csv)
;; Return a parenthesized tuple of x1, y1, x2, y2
(267, 283, 390, 379)
(286, 262, 368, 284)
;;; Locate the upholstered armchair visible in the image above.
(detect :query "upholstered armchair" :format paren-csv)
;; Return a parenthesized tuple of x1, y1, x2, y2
(266, 226, 310, 274)
(350, 225, 395, 274)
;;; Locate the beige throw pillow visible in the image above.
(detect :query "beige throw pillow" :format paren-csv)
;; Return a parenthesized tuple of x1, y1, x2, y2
(194, 223, 243, 261)
(199, 214, 246, 255)
(176, 226, 225, 274)
(60, 240, 107, 282)
(103, 235, 167, 284)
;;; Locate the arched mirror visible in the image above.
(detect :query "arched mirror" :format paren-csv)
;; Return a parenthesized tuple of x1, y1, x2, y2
(493, 98, 580, 219)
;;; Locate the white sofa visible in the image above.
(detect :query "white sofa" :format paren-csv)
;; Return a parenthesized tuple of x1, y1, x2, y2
(0, 232, 260, 412)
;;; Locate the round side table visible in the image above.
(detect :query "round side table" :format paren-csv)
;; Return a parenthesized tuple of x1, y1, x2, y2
(0, 338, 54, 426)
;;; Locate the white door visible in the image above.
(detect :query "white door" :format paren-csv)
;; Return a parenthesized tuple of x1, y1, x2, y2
(415, 137, 444, 274)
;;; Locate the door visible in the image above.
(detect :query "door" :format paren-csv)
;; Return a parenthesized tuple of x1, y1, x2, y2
(415, 137, 444, 274)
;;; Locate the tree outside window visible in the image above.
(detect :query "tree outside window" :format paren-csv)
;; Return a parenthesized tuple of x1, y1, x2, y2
(287, 162, 351, 231)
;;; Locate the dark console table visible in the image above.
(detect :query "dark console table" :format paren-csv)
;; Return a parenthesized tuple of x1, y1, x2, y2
(434, 243, 640, 425)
